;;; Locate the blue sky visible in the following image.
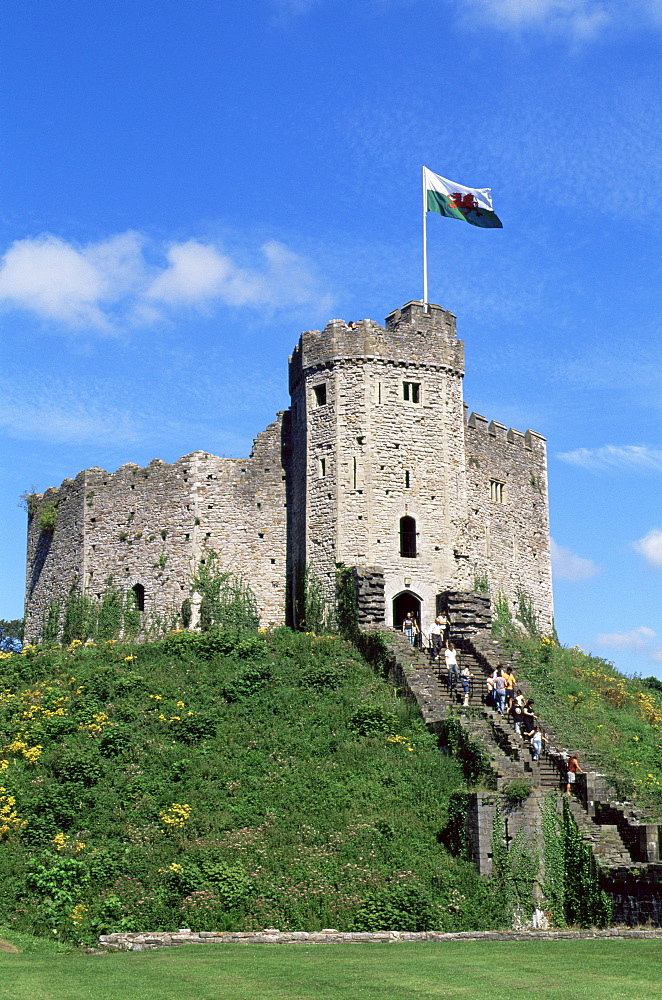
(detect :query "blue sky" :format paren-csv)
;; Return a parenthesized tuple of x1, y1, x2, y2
(0, 0, 660, 676)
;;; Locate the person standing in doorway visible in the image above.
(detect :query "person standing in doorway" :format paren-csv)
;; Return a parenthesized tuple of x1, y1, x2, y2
(402, 611, 419, 647)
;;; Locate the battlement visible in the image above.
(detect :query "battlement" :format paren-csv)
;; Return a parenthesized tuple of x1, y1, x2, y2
(289, 300, 464, 390)
(466, 411, 546, 452)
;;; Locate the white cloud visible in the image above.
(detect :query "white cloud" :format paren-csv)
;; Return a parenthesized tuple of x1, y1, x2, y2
(0, 231, 332, 332)
(556, 445, 662, 473)
(596, 626, 662, 666)
(147, 242, 237, 305)
(0, 234, 136, 329)
(596, 625, 656, 651)
(550, 538, 599, 582)
(455, 0, 659, 40)
(146, 239, 329, 312)
(633, 528, 662, 569)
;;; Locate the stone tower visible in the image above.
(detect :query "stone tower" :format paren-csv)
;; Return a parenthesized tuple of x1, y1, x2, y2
(288, 301, 471, 628)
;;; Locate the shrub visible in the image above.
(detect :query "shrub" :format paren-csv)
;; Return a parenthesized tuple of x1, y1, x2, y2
(502, 780, 533, 805)
(192, 551, 259, 633)
(172, 712, 218, 742)
(300, 663, 344, 690)
(221, 664, 272, 702)
(62, 589, 97, 644)
(200, 861, 250, 907)
(351, 884, 438, 931)
(348, 704, 398, 736)
(49, 750, 103, 787)
(37, 503, 57, 533)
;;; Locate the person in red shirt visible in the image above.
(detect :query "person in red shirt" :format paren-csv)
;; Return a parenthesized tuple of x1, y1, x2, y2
(566, 754, 584, 794)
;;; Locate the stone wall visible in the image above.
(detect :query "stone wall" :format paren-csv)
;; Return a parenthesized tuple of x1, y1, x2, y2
(97, 927, 662, 951)
(25, 477, 86, 639)
(463, 412, 553, 633)
(25, 417, 290, 641)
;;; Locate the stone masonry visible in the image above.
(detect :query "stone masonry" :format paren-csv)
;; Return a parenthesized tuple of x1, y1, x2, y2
(24, 301, 553, 640)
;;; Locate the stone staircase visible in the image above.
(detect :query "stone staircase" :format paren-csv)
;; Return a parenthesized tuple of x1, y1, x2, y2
(392, 635, 564, 794)
(365, 613, 662, 923)
(566, 799, 633, 866)
(380, 630, 654, 870)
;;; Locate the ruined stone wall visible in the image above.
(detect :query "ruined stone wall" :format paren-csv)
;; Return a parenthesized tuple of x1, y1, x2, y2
(81, 455, 196, 628)
(463, 412, 553, 634)
(191, 416, 289, 627)
(25, 417, 290, 638)
(24, 478, 85, 642)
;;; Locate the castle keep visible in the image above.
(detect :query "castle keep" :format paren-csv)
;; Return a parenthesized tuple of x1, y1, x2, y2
(24, 301, 553, 640)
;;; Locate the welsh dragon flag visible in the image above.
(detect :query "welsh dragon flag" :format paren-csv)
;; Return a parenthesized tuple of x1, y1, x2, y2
(424, 167, 502, 229)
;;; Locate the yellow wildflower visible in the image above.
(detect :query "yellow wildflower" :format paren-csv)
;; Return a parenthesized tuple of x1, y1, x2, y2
(159, 803, 191, 827)
(0, 788, 25, 838)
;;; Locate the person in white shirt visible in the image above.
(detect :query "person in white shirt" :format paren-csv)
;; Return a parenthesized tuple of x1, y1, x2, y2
(444, 642, 459, 692)
(428, 617, 445, 661)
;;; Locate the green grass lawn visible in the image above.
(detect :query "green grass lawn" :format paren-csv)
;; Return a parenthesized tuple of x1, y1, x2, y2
(1, 941, 660, 1000)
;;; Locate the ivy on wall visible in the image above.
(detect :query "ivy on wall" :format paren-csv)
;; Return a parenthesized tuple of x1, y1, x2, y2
(490, 803, 538, 923)
(541, 794, 612, 927)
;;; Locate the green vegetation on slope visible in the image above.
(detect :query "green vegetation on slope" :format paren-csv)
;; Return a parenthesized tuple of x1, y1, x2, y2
(0, 630, 504, 945)
(506, 635, 662, 813)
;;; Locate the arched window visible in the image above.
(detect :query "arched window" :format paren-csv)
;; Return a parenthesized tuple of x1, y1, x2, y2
(400, 516, 416, 558)
(131, 583, 145, 612)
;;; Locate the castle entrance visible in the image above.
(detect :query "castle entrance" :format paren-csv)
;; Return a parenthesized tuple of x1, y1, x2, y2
(393, 591, 422, 634)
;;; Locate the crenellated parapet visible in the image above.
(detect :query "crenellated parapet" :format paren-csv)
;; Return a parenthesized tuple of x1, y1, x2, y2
(289, 301, 464, 393)
(465, 411, 546, 453)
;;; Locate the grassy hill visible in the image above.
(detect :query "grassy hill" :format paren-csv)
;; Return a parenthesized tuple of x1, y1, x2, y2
(0, 629, 503, 945)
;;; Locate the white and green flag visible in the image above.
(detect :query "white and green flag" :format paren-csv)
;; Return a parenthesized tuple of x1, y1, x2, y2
(423, 167, 503, 229)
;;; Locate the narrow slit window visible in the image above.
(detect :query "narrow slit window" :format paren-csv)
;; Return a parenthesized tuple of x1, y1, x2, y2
(400, 516, 416, 558)
(403, 381, 421, 404)
(319, 457, 326, 477)
(353, 457, 357, 489)
(490, 479, 506, 503)
(405, 470, 410, 489)
(313, 384, 327, 407)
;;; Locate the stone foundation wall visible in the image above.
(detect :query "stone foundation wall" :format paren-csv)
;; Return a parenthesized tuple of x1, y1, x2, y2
(97, 927, 662, 951)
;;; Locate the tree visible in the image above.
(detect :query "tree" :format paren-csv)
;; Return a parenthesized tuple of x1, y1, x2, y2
(0, 619, 24, 652)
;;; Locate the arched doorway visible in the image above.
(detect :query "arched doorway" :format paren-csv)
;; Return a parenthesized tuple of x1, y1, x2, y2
(393, 591, 422, 633)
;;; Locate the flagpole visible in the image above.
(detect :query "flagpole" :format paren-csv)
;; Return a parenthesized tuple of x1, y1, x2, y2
(422, 166, 428, 311)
